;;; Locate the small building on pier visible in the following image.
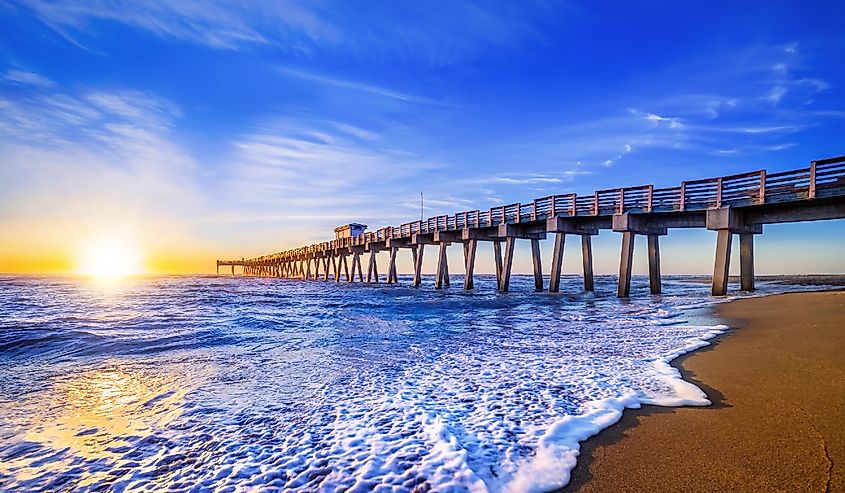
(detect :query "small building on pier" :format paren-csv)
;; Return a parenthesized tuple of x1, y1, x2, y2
(334, 223, 367, 239)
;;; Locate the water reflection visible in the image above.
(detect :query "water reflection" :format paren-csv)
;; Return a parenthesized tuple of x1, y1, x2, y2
(3, 365, 185, 489)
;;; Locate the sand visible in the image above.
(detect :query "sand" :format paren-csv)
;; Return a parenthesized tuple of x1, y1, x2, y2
(562, 290, 845, 492)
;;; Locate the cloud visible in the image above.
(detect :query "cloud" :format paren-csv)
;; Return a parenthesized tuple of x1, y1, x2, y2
(2, 68, 55, 87)
(221, 118, 447, 230)
(277, 67, 441, 105)
(765, 85, 787, 105)
(0, 83, 203, 247)
(16, 0, 561, 63)
(630, 109, 685, 129)
(18, 0, 332, 51)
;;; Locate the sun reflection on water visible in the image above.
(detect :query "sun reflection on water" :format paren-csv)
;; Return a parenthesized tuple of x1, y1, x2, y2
(3, 366, 186, 488)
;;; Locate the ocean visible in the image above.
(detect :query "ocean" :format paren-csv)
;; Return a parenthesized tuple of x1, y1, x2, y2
(0, 274, 822, 492)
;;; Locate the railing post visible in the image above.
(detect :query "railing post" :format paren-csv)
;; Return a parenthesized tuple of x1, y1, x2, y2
(647, 185, 654, 212)
(715, 177, 723, 208)
(593, 191, 599, 215)
(679, 182, 686, 212)
(571, 194, 577, 216)
(516, 203, 521, 223)
(759, 170, 766, 204)
(809, 160, 817, 199)
(618, 188, 625, 214)
(550, 196, 556, 217)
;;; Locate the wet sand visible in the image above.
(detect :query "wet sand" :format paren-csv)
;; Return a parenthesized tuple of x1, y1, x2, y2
(563, 290, 845, 492)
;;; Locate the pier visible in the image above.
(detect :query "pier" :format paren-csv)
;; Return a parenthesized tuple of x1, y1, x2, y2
(218, 155, 845, 297)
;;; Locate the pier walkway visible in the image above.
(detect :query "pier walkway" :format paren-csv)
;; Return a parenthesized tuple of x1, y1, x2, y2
(218, 155, 845, 297)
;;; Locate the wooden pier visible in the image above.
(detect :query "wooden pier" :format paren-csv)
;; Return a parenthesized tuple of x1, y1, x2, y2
(218, 155, 845, 297)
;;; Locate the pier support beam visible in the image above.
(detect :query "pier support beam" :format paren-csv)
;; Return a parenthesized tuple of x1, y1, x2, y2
(499, 237, 515, 292)
(413, 245, 424, 287)
(582, 235, 594, 292)
(740, 233, 755, 292)
(549, 233, 565, 293)
(435, 242, 449, 289)
(712, 230, 732, 296)
(350, 253, 362, 282)
(617, 231, 635, 298)
(463, 240, 477, 290)
(647, 234, 661, 295)
(531, 238, 543, 291)
(367, 251, 379, 283)
(706, 208, 761, 296)
(493, 241, 503, 289)
(387, 247, 398, 284)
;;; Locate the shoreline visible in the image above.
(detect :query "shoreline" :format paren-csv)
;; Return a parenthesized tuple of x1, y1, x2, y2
(560, 289, 845, 492)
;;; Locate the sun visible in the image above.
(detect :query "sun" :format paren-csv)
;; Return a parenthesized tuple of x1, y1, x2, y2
(78, 238, 143, 279)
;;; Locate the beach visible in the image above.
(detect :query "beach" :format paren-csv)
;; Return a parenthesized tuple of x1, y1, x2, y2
(564, 290, 845, 492)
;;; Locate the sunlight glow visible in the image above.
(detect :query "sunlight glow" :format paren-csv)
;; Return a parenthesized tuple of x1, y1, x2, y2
(77, 238, 143, 279)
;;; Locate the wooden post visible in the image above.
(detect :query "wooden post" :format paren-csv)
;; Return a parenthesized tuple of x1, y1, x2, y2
(349, 253, 358, 282)
(413, 245, 424, 287)
(334, 254, 341, 283)
(740, 233, 755, 292)
(617, 231, 635, 298)
(712, 230, 732, 296)
(549, 233, 565, 293)
(531, 238, 543, 291)
(499, 237, 515, 292)
(443, 251, 450, 287)
(582, 235, 594, 292)
(716, 177, 723, 209)
(367, 252, 377, 283)
(304, 258, 311, 280)
(356, 253, 364, 282)
(323, 257, 330, 281)
(387, 247, 398, 284)
(435, 243, 448, 289)
(647, 234, 661, 295)
(231, 265, 234, 276)
(809, 160, 817, 199)
(493, 241, 503, 288)
(343, 254, 351, 282)
(463, 240, 477, 290)
(216, 263, 219, 274)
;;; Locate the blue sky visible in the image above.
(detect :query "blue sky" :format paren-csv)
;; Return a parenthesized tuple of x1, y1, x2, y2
(1, 1, 844, 275)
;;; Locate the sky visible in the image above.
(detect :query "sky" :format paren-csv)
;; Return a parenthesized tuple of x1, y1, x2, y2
(1, 1, 844, 276)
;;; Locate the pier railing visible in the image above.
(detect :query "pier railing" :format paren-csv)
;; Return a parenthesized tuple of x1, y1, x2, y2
(243, 156, 845, 261)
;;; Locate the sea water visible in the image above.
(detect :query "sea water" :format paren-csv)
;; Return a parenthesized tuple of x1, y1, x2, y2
(0, 274, 816, 491)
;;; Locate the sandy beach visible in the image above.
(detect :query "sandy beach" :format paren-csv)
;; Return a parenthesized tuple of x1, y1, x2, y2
(563, 290, 845, 492)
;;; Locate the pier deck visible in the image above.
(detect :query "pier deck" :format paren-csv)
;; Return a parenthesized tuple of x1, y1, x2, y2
(218, 155, 845, 297)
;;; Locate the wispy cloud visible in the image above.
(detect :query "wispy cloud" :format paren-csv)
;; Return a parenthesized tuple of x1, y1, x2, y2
(0, 82, 204, 254)
(221, 118, 447, 232)
(277, 67, 442, 105)
(1, 68, 55, 87)
(16, 0, 560, 64)
(18, 0, 332, 51)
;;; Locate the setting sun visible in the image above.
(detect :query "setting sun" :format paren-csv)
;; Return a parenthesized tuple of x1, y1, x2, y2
(77, 238, 143, 279)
